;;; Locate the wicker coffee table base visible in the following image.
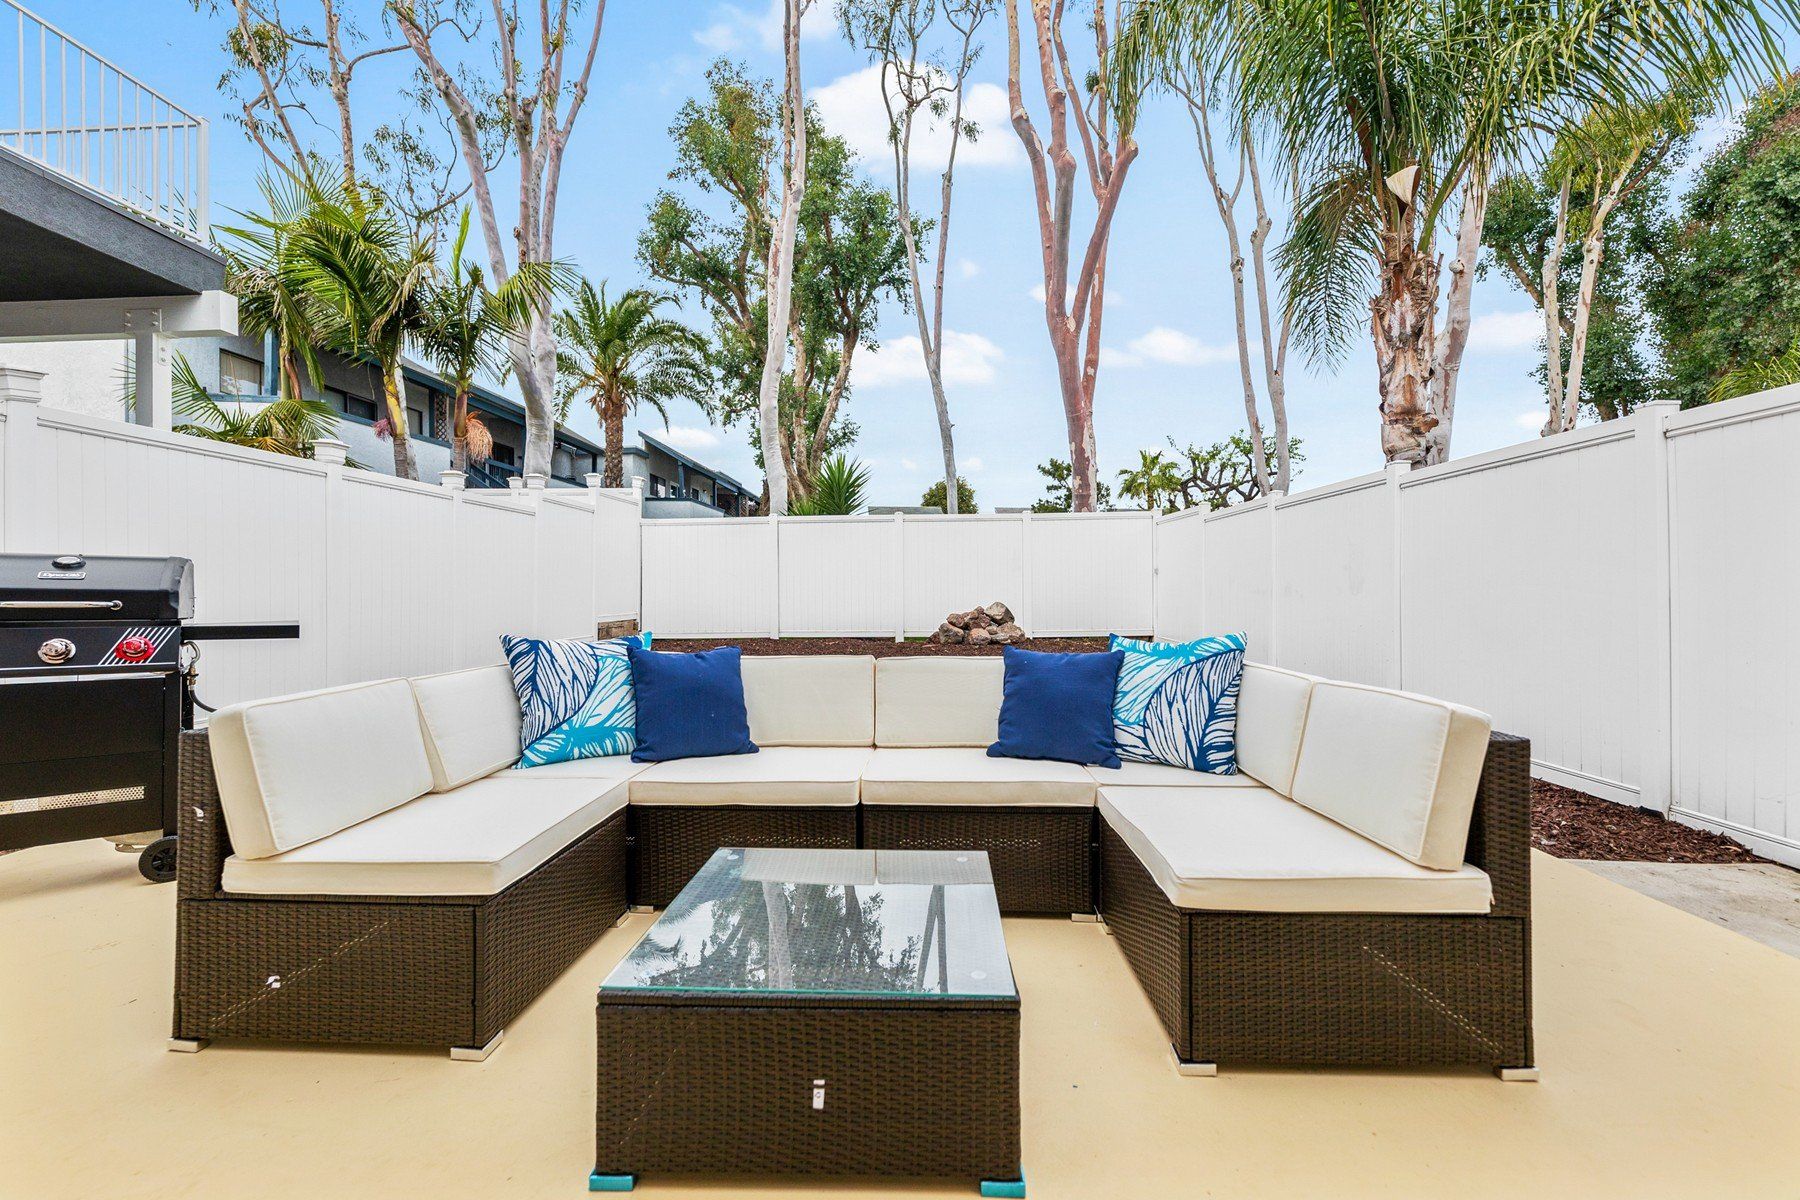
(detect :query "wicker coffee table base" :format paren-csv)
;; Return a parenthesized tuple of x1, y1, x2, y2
(594, 993, 1022, 1190)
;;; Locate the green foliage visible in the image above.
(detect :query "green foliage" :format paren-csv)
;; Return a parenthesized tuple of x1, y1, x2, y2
(1116, 449, 1185, 513)
(637, 60, 912, 490)
(1032, 458, 1112, 512)
(1650, 75, 1800, 406)
(159, 354, 338, 459)
(789, 454, 872, 515)
(555, 280, 712, 486)
(920, 476, 978, 513)
(1162, 434, 1303, 511)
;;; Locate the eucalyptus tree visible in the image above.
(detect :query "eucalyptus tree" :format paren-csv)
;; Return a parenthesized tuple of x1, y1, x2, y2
(389, 0, 609, 482)
(1114, 0, 1796, 466)
(416, 211, 568, 472)
(1005, 0, 1141, 511)
(554, 282, 712, 488)
(839, 0, 996, 514)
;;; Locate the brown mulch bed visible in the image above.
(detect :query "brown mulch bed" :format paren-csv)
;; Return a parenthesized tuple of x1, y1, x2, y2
(657, 637, 1111, 657)
(1530, 779, 1767, 864)
(659, 637, 1766, 864)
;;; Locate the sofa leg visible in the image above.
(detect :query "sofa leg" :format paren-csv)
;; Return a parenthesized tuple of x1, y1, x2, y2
(1496, 1066, 1541, 1083)
(626, 904, 656, 914)
(1170, 1047, 1217, 1077)
(450, 1029, 505, 1062)
(166, 1037, 209, 1054)
(1069, 911, 1102, 923)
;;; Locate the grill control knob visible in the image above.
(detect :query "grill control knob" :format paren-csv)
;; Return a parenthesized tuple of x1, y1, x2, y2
(38, 638, 76, 665)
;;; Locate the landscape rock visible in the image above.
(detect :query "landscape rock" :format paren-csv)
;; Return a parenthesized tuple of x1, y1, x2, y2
(968, 625, 993, 646)
(928, 600, 1024, 645)
(935, 622, 967, 644)
(984, 602, 1014, 624)
(996, 622, 1025, 643)
(946, 611, 970, 629)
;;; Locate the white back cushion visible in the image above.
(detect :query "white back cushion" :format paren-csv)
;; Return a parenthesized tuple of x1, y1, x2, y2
(874, 657, 1004, 747)
(1235, 663, 1319, 793)
(1288, 681, 1493, 870)
(208, 679, 434, 859)
(740, 656, 875, 746)
(409, 664, 522, 791)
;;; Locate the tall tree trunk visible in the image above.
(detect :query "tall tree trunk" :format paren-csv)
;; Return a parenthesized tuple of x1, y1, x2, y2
(1372, 236, 1441, 465)
(756, 0, 809, 516)
(451, 389, 470, 471)
(1427, 168, 1487, 465)
(1541, 174, 1573, 436)
(1562, 229, 1607, 433)
(602, 393, 625, 488)
(381, 362, 419, 480)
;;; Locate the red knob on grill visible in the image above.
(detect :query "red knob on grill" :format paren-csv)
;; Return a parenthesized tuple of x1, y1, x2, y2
(114, 636, 156, 663)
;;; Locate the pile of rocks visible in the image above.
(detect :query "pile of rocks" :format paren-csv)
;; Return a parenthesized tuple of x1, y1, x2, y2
(930, 602, 1026, 646)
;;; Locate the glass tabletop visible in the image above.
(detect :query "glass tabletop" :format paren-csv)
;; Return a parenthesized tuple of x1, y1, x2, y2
(601, 848, 1017, 1000)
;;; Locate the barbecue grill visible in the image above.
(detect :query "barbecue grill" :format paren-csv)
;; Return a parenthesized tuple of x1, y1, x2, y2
(0, 553, 296, 882)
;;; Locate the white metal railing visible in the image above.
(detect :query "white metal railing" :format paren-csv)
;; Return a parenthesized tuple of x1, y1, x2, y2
(1, 0, 208, 241)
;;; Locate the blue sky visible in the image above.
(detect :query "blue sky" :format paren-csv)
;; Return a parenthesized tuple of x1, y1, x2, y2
(43, 0, 1737, 507)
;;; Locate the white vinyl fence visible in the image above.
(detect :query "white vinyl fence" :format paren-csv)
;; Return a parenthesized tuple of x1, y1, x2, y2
(4, 365, 1797, 866)
(0, 384, 639, 712)
(641, 510, 1157, 639)
(1154, 391, 1800, 867)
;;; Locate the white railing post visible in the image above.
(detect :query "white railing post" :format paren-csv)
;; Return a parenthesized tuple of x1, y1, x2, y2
(311, 437, 350, 687)
(1384, 461, 1412, 689)
(195, 115, 210, 238)
(1635, 399, 1679, 815)
(892, 509, 906, 642)
(0, 367, 47, 552)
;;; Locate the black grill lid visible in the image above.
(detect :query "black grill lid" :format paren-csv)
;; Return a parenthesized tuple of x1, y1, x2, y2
(0, 554, 194, 622)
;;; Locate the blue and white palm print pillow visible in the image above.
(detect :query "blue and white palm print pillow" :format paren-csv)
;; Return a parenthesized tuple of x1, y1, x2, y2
(502, 632, 652, 767)
(1109, 633, 1246, 774)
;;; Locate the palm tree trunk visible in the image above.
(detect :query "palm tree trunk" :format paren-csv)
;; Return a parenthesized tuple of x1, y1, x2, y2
(1371, 235, 1441, 465)
(381, 362, 419, 481)
(603, 394, 625, 488)
(451, 389, 471, 472)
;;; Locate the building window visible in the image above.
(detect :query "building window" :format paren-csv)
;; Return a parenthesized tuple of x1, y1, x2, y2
(219, 350, 263, 396)
(408, 405, 427, 437)
(327, 387, 377, 421)
(491, 442, 516, 467)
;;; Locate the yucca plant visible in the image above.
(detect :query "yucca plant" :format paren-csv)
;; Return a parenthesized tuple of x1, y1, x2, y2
(789, 453, 871, 515)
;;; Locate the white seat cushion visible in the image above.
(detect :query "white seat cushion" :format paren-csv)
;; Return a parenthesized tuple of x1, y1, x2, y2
(409, 663, 522, 791)
(1288, 681, 1492, 870)
(1235, 663, 1319, 794)
(629, 746, 871, 807)
(741, 656, 875, 746)
(860, 747, 1095, 807)
(1098, 786, 1492, 913)
(208, 678, 434, 859)
(874, 657, 1004, 747)
(221, 775, 629, 897)
(1086, 760, 1267, 788)
(509, 755, 647, 784)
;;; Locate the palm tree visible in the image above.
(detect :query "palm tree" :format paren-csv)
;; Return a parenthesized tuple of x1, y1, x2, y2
(416, 211, 568, 472)
(1114, 0, 1793, 466)
(281, 180, 435, 480)
(555, 281, 710, 488)
(125, 353, 338, 458)
(1117, 449, 1183, 513)
(215, 175, 328, 405)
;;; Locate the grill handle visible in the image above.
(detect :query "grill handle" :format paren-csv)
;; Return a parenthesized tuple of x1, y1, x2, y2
(0, 599, 124, 610)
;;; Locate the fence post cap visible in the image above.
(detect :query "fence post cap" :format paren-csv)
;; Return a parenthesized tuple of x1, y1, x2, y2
(439, 469, 467, 490)
(0, 366, 47, 403)
(523, 472, 548, 490)
(312, 438, 349, 466)
(506, 477, 524, 491)
(585, 472, 604, 489)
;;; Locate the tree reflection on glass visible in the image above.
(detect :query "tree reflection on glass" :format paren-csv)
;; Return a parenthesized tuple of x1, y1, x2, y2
(632, 879, 927, 993)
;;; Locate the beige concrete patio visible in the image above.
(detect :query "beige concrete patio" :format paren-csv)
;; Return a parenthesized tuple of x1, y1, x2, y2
(2, 841, 1794, 1200)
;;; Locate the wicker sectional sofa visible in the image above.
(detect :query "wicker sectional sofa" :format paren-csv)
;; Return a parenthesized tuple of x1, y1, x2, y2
(172, 653, 1533, 1078)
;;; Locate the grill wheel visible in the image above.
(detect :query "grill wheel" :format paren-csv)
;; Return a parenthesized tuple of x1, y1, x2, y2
(138, 836, 179, 884)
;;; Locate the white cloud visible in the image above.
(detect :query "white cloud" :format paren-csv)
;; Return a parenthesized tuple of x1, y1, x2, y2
(693, 0, 832, 53)
(855, 329, 1004, 387)
(657, 424, 722, 450)
(1099, 346, 1142, 369)
(812, 65, 1022, 175)
(1514, 409, 1547, 432)
(1469, 310, 1543, 353)
(1110, 326, 1239, 368)
(958, 259, 981, 280)
(1027, 283, 1046, 304)
(900, 457, 919, 471)
(964, 456, 984, 471)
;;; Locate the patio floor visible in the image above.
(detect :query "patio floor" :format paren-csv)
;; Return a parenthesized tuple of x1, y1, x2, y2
(2, 843, 1794, 1200)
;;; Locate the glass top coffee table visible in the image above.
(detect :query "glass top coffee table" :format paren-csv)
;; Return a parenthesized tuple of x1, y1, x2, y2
(592, 848, 1025, 1196)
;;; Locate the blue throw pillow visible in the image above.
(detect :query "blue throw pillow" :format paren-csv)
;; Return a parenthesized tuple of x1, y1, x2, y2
(1109, 633, 1246, 774)
(627, 644, 758, 763)
(503, 632, 652, 767)
(988, 646, 1124, 768)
